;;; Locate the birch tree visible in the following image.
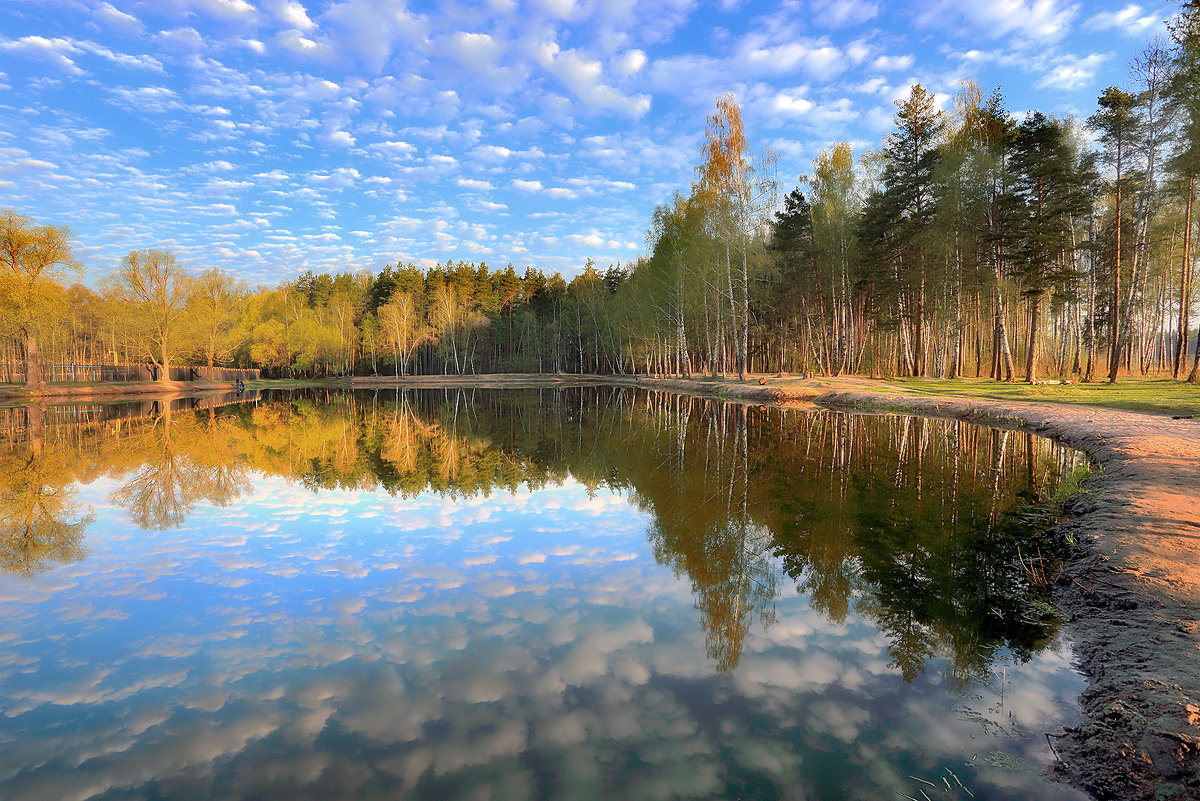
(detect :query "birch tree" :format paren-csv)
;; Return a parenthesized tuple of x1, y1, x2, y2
(1168, 1, 1200, 379)
(378, 292, 426, 375)
(696, 94, 776, 379)
(188, 267, 246, 368)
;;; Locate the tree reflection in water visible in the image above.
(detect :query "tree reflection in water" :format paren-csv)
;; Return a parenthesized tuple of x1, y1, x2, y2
(1, 387, 1081, 681)
(107, 402, 253, 529)
(0, 405, 93, 575)
(0, 451, 92, 576)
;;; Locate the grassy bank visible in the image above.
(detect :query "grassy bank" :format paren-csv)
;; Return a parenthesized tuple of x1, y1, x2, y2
(871, 376, 1200, 417)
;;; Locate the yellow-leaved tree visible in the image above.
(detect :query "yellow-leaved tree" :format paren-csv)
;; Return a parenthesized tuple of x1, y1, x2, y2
(0, 209, 82, 389)
(695, 95, 776, 380)
(108, 248, 194, 382)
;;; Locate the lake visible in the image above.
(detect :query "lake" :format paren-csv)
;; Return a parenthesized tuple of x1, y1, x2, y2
(0, 387, 1090, 800)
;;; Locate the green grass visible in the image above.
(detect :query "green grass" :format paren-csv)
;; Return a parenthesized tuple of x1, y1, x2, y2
(245, 378, 316, 388)
(1052, 462, 1098, 507)
(878, 376, 1200, 417)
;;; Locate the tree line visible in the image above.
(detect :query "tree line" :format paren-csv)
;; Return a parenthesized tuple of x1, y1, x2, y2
(2, 3, 1197, 388)
(0, 229, 634, 385)
(633, 2, 1200, 384)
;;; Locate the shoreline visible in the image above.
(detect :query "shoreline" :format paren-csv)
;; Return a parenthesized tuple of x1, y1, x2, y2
(805, 388, 1200, 801)
(628, 375, 1200, 799)
(5, 374, 1198, 798)
(0, 379, 233, 403)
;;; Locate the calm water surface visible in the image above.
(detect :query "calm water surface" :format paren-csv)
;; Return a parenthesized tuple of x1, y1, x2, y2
(0, 388, 1089, 800)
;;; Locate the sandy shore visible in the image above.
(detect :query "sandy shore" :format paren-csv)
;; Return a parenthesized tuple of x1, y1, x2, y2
(6, 373, 1198, 798)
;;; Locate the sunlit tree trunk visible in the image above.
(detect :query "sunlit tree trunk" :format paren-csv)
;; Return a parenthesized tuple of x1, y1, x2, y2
(1176, 177, 1195, 378)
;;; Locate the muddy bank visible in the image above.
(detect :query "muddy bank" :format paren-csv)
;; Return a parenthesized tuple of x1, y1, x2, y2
(0, 373, 592, 403)
(596, 373, 831, 402)
(0, 380, 237, 405)
(343, 373, 604, 389)
(800, 388, 1200, 801)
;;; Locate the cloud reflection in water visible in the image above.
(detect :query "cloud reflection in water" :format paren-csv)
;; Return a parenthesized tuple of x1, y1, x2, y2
(0, 390, 1088, 801)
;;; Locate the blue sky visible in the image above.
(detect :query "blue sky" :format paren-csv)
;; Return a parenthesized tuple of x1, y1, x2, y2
(0, 0, 1173, 287)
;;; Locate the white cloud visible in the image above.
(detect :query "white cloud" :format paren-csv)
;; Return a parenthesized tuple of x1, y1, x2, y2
(512, 179, 543, 192)
(270, 0, 317, 30)
(308, 167, 361, 187)
(156, 27, 205, 53)
(811, 0, 880, 27)
(275, 29, 331, 59)
(565, 233, 604, 247)
(456, 178, 493, 190)
(845, 39, 871, 64)
(529, 0, 577, 18)
(1085, 4, 1162, 34)
(194, 0, 257, 20)
(0, 36, 84, 75)
(372, 140, 417, 157)
(742, 40, 848, 81)
(94, 2, 145, 33)
(72, 40, 164, 71)
(206, 178, 253, 192)
(803, 97, 860, 126)
(613, 49, 646, 76)
(856, 76, 889, 95)
(536, 42, 651, 117)
(322, 0, 429, 74)
(871, 54, 914, 72)
(445, 32, 503, 70)
(471, 144, 513, 162)
(920, 0, 1080, 41)
(770, 88, 814, 117)
(1035, 53, 1106, 90)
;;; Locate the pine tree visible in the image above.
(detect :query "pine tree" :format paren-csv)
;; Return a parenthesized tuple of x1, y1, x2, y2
(1090, 87, 1143, 383)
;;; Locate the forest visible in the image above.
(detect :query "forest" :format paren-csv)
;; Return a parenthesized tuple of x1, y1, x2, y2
(1, 4, 1197, 388)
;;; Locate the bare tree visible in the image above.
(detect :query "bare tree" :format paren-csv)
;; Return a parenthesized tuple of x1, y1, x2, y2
(108, 248, 193, 382)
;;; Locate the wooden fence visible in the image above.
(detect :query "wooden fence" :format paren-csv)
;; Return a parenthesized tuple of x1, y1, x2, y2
(36, 365, 260, 383)
(40, 364, 153, 382)
(190, 366, 260, 381)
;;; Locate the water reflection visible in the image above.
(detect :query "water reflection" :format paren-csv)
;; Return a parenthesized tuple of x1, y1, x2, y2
(107, 403, 254, 530)
(0, 388, 1087, 801)
(0, 388, 1079, 683)
(0, 448, 92, 576)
